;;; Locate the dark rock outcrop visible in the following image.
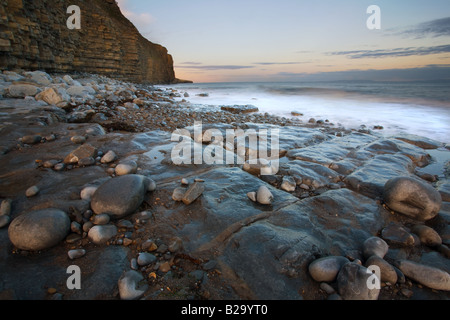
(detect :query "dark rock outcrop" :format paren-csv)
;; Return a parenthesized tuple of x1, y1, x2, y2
(0, 0, 177, 84)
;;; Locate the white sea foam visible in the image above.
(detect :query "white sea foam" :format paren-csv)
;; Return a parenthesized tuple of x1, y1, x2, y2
(158, 81, 450, 144)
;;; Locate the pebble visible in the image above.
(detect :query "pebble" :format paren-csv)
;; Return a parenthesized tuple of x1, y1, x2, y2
(118, 270, 148, 300)
(115, 161, 137, 176)
(21, 135, 42, 145)
(82, 221, 94, 233)
(247, 191, 257, 202)
(182, 182, 205, 205)
(381, 223, 415, 247)
(137, 252, 157, 266)
(26, 185, 40, 197)
(53, 163, 66, 171)
(0, 199, 12, 216)
(411, 225, 442, 247)
(365, 255, 398, 284)
(362, 236, 389, 259)
(87, 225, 117, 245)
(68, 249, 86, 260)
(320, 282, 336, 295)
(281, 176, 296, 192)
(71, 135, 86, 144)
(147, 178, 157, 192)
(168, 237, 183, 253)
(256, 186, 274, 205)
(43, 160, 59, 168)
(78, 157, 96, 166)
(101, 150, 118, 164)
(396, 259, 450, 291)
(337, 262, 380, 300)
(172, 187, 186, 202)
(141, 240, 158, 252)
(159, 261, 171, 273)
(71, 221, 82, 234)
(93, 213, 111, 225)
(309, 256, 350, 282)
(181, 178, 189, 185)
(80, 186, 98, 201)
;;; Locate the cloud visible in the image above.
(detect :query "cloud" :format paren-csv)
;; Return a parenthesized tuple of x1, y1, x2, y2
(395, 17, 450, 38)
(252, 62, 305, 66)
(274, 65, 450, 81)
(175, 64, 254, 70)
(329, 44, 450, 59)
(116, 0, 155, 31)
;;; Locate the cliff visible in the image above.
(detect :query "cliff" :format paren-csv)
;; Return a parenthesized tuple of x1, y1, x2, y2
(0, 0, 178, 84)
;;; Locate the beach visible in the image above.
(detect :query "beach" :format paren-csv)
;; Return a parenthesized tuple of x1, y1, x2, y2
(0, 71, 449, 301)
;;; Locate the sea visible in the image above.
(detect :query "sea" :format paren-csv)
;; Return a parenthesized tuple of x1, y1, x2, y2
(157, 81, 450, 144)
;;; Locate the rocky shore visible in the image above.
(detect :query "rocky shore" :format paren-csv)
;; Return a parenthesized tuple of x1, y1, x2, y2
(0, 70, 449, 300)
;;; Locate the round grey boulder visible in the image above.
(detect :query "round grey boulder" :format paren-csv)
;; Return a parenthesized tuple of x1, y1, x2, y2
(90, 175, 149, 219)
(8, 209, 71, 251)
(383, 177, 442, 221)
(309, 256, 350, 282)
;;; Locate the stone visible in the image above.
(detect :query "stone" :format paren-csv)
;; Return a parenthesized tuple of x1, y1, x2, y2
(182, 182, 205, 205)
(220, 105, 259, 114)
(247, 191, 257, 202)
(362, 236, 389, 259)
(64, 144, 98, 164)
(365, 255, 398, 284)
(256, 186, 274, 205)
(26, 71, 52, 86)
(137, 252, 157, 266)
(168, 237, 183, 253)
(87, 225, 117, 245)
(383, 177, 442, 221)
(281, 176, 296, 192)
(101, 150, 118, 164)
(309, 256, 350, 282)
(90, 175, 148, 219)
(25, 185, 40, 197)
(118, 270, 148, 300)
(147, 179, 156, 192)
(35, 88, 64, 105)
(159, 261, 171, 273)
(93, 214, 111, 225)
(337, 263, 380, 300)
(80, 186, 98, 201)
(22, 135, 42, 145)
(172, 187, 186, 202)
(141, 240, 158, 252)
(0, 199, 12, 216)
(8, 84, 39, 98)
(115, 161, 138, 176)
(381, 223, 415, 247)
(78, 157, 96, 166)
(71, 221, 82, 234)
(68, 249, 86, 260)
(396, 260, 450, 291)
(8, 209, 71, 251)
(411, 225, 442, 247)
(71, 135, 86, 144)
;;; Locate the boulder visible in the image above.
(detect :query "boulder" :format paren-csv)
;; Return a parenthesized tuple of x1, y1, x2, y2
(383, 176, 442, 221)
(396, 260, 450, 291)
(8, 84, 39, 98)
(337, 262, 380, 300)
(90, 175, 149, 219)
(8, 209, 71, 251)
(308, 256, 349, 282)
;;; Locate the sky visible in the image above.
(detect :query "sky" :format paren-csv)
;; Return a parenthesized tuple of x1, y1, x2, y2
(117, 0, 450, 83)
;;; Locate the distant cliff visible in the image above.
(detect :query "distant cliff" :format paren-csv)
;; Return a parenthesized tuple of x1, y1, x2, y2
(0, 0, 180, 84)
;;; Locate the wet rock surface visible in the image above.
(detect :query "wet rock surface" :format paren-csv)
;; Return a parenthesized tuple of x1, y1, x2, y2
(0, 71, 449, 300)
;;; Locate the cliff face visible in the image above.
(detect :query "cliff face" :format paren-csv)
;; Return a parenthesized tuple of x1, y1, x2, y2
(0, 0, 177, 84)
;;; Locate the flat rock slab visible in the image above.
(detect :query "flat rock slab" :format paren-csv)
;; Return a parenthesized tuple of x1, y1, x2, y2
(220, 105, 259, 114)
